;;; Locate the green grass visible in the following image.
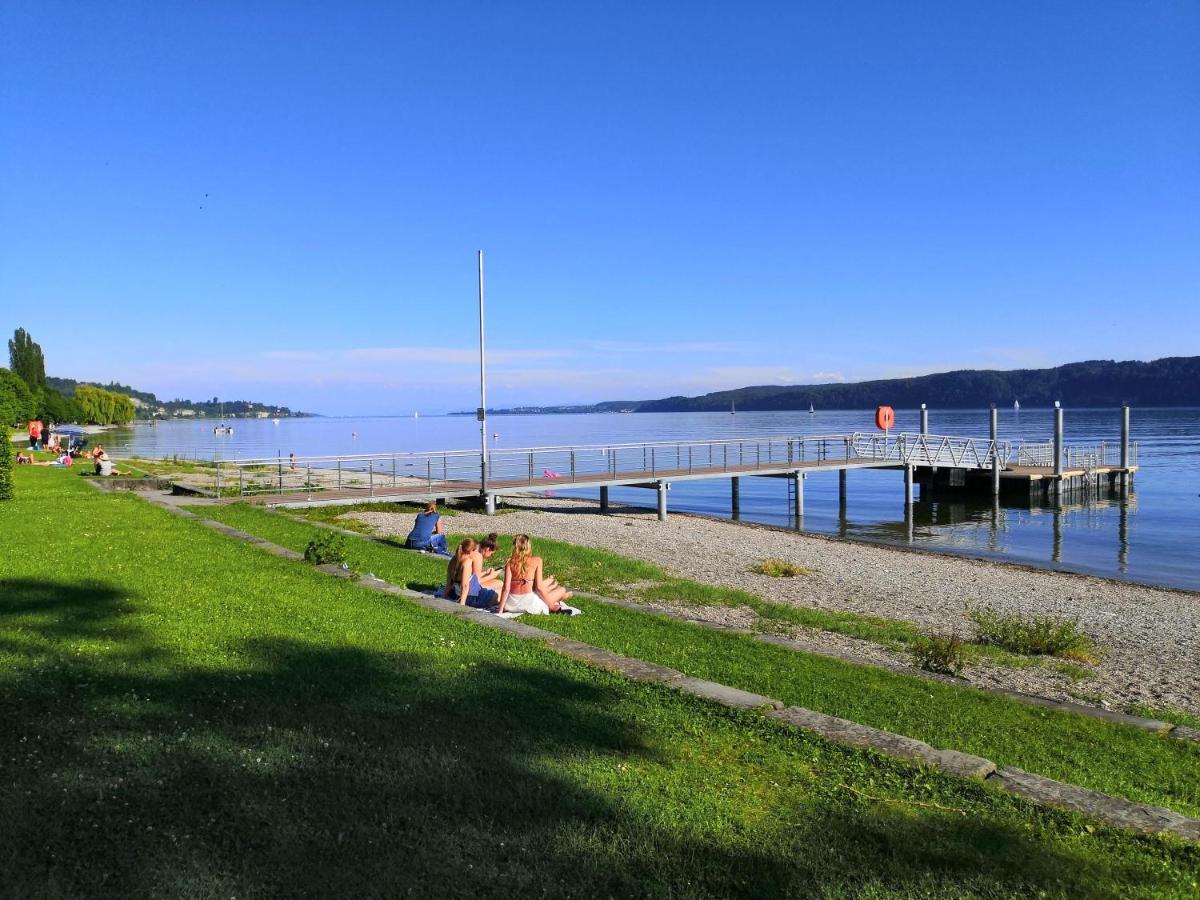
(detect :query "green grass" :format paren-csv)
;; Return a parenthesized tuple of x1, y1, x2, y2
(198, 502, 1200, 821)
(3, 473, 1200, 895)
(1129, 705, 1200, 731)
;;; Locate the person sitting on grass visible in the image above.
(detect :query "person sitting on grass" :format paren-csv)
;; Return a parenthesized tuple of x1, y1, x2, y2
(16, 451, 33, 465)
(472, 533, 504, 593)
(445, 538, 499, 609)
(497, 534, 573, 615)
(32, 452, 74, 468)
(405, 501, 449, 556)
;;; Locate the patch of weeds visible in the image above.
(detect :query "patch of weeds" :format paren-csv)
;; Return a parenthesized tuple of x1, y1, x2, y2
(910, 632, 965, 676)
(1067, 689, 1105, 706)
(1049, 660, 1094, 682)
(303, 532, 350, 567)
(968, 605, 1098, 663)
(751, 558, 814, 578)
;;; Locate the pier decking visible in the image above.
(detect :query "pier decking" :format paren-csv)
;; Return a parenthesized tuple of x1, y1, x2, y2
(218, 422, 1137, 521)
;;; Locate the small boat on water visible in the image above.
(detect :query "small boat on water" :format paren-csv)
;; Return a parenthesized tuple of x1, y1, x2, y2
(730, 401, 736, 415)
(1013, 400, 1021, 411)
(214, 400, 233, 435)
(809, 403, 815, 415)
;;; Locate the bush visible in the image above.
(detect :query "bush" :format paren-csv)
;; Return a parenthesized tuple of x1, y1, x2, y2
(0, 429, 13, 501)
(968, 605, 1097, 663)
(751, 558, 813, 577)
(303, 532, 349, 567)
(911, 632, 965, 676)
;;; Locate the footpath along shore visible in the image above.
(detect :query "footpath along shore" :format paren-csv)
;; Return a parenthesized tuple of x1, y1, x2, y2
(354, 496, 1200, 718)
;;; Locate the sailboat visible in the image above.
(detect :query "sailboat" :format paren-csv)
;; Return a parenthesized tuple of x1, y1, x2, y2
(730, 401, 736, 415)
(213, 400, 233, 435)
(809, 403, 815, 415)
(413, 410, 420, 419)
(1013, 400, 1020, 411)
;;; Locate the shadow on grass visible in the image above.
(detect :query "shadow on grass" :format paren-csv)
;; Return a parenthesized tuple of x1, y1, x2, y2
(0, 577, 1190, 897)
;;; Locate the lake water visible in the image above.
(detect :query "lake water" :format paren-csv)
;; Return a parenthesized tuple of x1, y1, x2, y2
(101, 408, 1200, 592)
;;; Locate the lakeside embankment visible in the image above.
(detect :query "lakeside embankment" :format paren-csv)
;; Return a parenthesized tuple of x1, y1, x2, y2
(356, 496, 1200, 717)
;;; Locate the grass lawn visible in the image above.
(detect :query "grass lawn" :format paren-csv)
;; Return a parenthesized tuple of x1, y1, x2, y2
(1, 471, 1198, 897)
(200, 502, 1200, 820)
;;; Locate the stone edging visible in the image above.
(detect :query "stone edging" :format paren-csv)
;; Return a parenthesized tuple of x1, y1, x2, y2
(147, 495, 1200, 842)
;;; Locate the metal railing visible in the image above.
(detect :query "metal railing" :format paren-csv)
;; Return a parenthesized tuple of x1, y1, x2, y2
(1017, 441, 1139, 470)
(216, 430, 1029, 499)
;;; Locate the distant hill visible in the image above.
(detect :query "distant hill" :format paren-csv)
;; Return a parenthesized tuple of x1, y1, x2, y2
(46, 376, 311, 418)
(474, 357, 1200, 414)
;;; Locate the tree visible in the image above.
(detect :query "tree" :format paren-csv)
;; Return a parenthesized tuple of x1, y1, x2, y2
(0, 423, 13, 501)
(0, 368, 37, 426)
(74, 384, 135, 425)
(8, 327, 46, 390)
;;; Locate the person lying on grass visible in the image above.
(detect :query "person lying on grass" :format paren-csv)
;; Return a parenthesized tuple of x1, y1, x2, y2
(497, 534, 572, 615)
(445, 538, 500, 609)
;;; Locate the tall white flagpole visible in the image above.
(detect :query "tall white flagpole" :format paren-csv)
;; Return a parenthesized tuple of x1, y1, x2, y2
(478, 250, 488, 497)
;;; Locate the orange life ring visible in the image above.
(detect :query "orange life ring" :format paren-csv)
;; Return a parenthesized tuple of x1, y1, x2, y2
(875, 406, 895, 431)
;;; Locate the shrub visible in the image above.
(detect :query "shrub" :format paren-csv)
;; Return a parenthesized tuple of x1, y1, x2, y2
(751, 558, 813, 578)
(303, 532, 349, 567)
(0, 429, 13, 501)
(968, 605, 1097, 663)
(911, 632, 965, 676)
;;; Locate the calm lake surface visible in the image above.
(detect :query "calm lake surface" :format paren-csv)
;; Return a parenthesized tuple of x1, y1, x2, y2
(102, 408, 1200, 592)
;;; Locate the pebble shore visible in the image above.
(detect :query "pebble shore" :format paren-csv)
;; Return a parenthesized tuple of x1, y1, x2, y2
(354, 497, 1200, 717)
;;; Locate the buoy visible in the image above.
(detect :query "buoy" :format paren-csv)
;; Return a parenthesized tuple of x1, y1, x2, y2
(875, 406, 895, 431)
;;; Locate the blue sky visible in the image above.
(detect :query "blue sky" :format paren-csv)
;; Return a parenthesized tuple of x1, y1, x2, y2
(1, 2, 1196, 414)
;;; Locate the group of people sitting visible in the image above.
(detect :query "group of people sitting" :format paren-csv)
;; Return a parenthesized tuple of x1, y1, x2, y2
(403, 502, 574, 615)
(14, 443, 125, 476)
(445, 532, 574, 615)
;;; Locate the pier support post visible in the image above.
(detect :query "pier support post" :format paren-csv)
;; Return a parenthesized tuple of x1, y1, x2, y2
(656, 481, 667, 521)
(838, 468, 847, 501)
(989, 404, 998, 444)
(484, 494, 496, 515)
(791, 471, 805, 519)
(991, 451, 1001, 496)
(599, 485, 609, 513)
(920, 403, 928, 435)
(1054, 404, 1064, 477)
(1120, 405, 1130, 490)
(730, 477, 740, 519)
(903, 464, 914, 506)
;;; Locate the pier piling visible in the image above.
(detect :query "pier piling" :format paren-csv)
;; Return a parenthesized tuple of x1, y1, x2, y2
(903, 465, 914, 506)
(838, 468, 847, 501)
(1054, 404, 1065, 478)
(920, 403, 928, 435)
(600, 485, 609, 513)
(1120, 405, 1131, 490)
(791, 471, 805, 518)
(731, 477, 740, 519)
(656, 481, 668, 521)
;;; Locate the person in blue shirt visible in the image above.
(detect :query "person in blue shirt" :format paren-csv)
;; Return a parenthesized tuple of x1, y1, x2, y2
(406, 501, 449, 555)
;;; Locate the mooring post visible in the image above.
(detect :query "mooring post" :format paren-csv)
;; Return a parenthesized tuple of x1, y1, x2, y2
(991, 448, 1001, 496)
(656, 481, 668, 521)
(599, 485, 609, 513)
(484, 493, 496, 515)
(920, 403, 928, 435)
(903, 464, 914, 506)
(1120, 404, 1131, 490)
(989, 404, 998, 444)
(838, 467, 847, 501)
(1054, 402, 1064, 477)
(791, 471, 804, 518)
(730, 476, 740, 519)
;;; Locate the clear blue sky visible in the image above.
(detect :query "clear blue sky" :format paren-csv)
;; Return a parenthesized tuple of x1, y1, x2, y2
(2, 2, 1196, 414)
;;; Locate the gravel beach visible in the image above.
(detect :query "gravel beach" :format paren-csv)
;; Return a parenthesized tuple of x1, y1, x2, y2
(353, 497, 1200, 717)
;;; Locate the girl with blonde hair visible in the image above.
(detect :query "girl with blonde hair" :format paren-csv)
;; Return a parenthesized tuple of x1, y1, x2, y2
(497, 534, 572, 615)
